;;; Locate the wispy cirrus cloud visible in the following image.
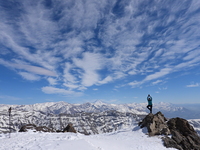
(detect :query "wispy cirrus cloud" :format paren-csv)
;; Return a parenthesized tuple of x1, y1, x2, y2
(186, 83, 199, 88)
(0, 95, 21, 101)
(73, 52, 105, 87)
(129, 68, 172, 87)
(41, 86, 83, 96)
(1, 0, 200, 97)
(18, 72, 40, 81)
(0, 59, 56, 77)
(152, 80, 163, 85)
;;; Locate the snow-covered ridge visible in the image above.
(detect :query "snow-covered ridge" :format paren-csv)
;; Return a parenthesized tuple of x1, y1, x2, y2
(0, 108, 140, 134)
(1, 101, 200, 135)
(0, 101, 187, 116)
(1, 101, 199, 120)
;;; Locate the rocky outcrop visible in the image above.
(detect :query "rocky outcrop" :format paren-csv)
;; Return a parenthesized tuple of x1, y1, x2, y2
(139, 112, 170, 136)
(19, 124, 55, 133)
(163, 117, 200, 150)
(139, 112, 200, 150)
(63, 123, 77, 133)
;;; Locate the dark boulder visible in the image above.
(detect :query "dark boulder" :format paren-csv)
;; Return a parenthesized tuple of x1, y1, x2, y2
(63, 123, 77, 133)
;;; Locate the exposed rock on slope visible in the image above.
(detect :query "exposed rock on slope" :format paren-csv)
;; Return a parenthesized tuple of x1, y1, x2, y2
(139, 112, 200, 150)
(19, 124, 55, 133)
(0, 110, 138, 134)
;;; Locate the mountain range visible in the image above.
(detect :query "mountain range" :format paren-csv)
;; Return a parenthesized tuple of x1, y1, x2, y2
(1, 101, 199, 117)
(0, 101, 200, 135)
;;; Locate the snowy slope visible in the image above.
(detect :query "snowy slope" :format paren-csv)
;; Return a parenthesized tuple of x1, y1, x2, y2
(0, 127, 176, 150)
(188, 119, 200, 136)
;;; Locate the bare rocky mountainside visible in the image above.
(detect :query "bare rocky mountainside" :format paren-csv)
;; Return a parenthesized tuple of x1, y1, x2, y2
(0, 108, 140, 134)
(0, 101, 200, 135)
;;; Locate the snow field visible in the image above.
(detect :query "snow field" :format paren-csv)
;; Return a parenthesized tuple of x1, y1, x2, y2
(0, 127, 177, 150)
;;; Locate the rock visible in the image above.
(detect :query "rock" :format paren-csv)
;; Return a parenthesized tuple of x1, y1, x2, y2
(19, 124, 55, 132)
(165, 117, 200, 150)
(19, 124, 37, 132)
(139, 112, 200, 150)
(35, 126, 55, 132)
(63, 123, 77, 133)
(139, 111, 170, 136)
(162, 136, 183, 150)
(167, 117, 196, 136)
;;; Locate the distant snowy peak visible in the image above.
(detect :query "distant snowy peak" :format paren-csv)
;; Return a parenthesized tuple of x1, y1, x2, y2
(93, 100, 106, 106)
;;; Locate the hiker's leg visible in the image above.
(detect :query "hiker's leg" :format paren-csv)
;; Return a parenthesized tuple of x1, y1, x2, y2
(150, 105, 152, 113)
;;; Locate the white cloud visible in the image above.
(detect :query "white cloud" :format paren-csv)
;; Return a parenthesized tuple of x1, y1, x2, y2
(98, 76, 113, 85)
(78, 86, 87, 91)
(63, 83, 79, 89)
(0, 26, 59, 71)
(18, 72, 40, 81)
(186, 83, 199, 88)
(73, 52, 105, 87)
(175, 56, 200, 70)
(128, 80, 142, 88)
(152, 80, 163, 85)
(154, 49, 164, 57)
(0, 59, 57, 77)
(1, 0, 200, 97)
(41, 86, 83, 96)
(129, 68, 172, 88)
(60, 37, 84, 59)
(63, 63, 77, 84)
(159, 87, 168, 90)
(18, 64, 57, 77)
(183, 49, 200, 61)
(144, 68, 172, 82)
(113, 72, 127, 80)
(47, 78, 58, 85)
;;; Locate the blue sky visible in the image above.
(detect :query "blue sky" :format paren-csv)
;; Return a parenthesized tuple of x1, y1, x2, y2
(0, 0, 200, 105)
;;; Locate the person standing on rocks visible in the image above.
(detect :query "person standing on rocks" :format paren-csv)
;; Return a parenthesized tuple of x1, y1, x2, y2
(147, 94, 152, 113)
